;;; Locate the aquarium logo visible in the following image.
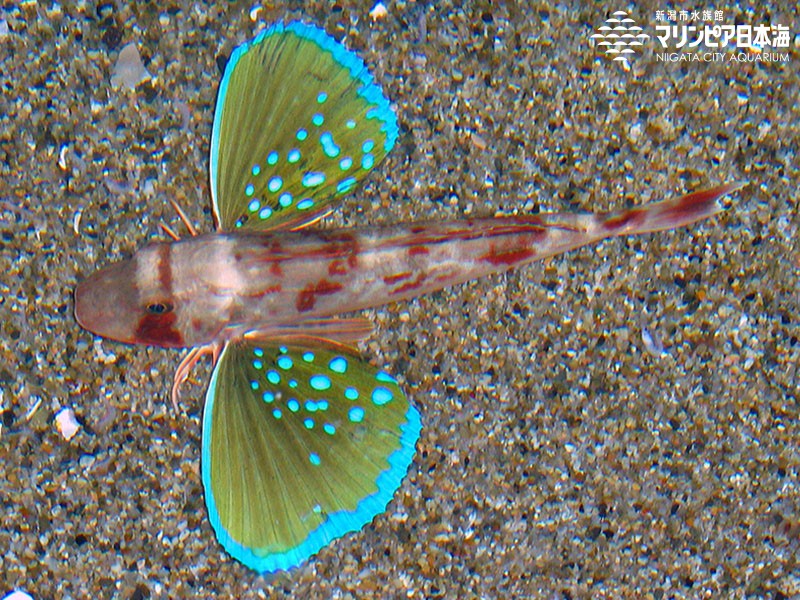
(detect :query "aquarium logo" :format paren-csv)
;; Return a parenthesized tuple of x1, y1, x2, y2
(653, 9, 792, 63)
(591, 10, 650, 67)
(592, 9, 792, 66)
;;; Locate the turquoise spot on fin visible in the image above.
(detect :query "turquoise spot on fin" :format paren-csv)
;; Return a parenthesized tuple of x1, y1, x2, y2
(329, 356, 348, 374)
(376, 371, 396, 384)
(320, 132, 340, 158)
(348, 406, 365, 423)
(310, 374, 332, 391)
(337, 177, 357, 194)
(372, 386, 393, 406)
(302, 172, 326, 188)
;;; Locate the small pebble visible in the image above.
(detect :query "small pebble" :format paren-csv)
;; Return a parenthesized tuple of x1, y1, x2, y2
(369, 2, 388, 20)
(2, 592, 34, 600)
(55, 407, 80, 441)
(111, 43, 151, 90)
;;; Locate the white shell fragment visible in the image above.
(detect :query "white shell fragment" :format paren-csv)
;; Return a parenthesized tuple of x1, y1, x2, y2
(3, 591, 35, 600)
(55, 407, 80, 441)
(111, 43, 151, 90)
(369, 2, 388, 20)
(641, 325, 665, 358)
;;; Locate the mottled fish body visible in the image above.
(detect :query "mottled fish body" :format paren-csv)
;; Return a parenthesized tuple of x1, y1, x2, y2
(74, 21, 743, 574)
(77, 184, 739, 350)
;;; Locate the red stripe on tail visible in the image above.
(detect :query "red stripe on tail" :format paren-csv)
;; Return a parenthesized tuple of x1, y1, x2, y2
(602, 182, 745, 236)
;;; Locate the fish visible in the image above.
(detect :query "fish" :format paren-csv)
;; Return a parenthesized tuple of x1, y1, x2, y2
(74, 21, 744, 573)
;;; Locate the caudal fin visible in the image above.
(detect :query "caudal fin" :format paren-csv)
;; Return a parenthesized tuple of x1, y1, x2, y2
(600, 182, 746, 237)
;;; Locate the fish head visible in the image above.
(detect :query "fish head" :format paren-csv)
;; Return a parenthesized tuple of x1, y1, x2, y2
(75, 242, 186, 348)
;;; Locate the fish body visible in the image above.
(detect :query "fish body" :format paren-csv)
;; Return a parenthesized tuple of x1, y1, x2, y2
(74, 21, 743, 574)
(75, 185, 736, 349)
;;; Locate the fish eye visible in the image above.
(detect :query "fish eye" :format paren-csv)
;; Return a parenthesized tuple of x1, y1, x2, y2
(146, 302, 173, 315)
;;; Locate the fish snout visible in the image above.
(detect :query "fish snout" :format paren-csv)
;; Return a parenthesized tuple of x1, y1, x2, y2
(74, 261, 140, 344)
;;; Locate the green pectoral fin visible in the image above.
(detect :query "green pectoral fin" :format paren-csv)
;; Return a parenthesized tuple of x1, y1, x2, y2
(202, 339, 420, 573)
(210, 21, 399, 232)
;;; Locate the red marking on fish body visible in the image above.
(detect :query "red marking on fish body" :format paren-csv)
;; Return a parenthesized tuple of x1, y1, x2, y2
(408, 245, 429, 256)
(261, 284, 282, 295)
(297, 288, 316, 313)
(157, 243, 172, 290)
(383, 271, 412, 285)
(302, 232, 360, 268)
(390, 273, 426, 296)
(302, 245, 345, 259)
(132, 243, 183, 346)
(480, 246, 536, 266)
(662, 187, 721, 222)
(259, 239, 285, 256)
(291, 232, 359, 260)
(251, 240, 286, 276)
(135, 311, 183, 347)
(296, 279, 344, 313)
(603, 208, 646, 232)
(328, 260, 348, 276)
(379, 220, 547, 252)
(318, 231, 358, 245)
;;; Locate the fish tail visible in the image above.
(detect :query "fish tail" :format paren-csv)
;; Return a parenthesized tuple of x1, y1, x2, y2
(598, 182, 746, 237)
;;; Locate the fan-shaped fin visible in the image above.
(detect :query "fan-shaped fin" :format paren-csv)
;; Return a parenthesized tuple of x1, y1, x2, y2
(202, 338, 420, 573)
(210, 22, 399, 232)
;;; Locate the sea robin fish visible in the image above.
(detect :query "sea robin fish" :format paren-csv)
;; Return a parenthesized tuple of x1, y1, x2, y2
(74, 22, 743, 573)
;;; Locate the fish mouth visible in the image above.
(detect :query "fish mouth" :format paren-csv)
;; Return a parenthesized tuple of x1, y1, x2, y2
(73, 276, 93, 332)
